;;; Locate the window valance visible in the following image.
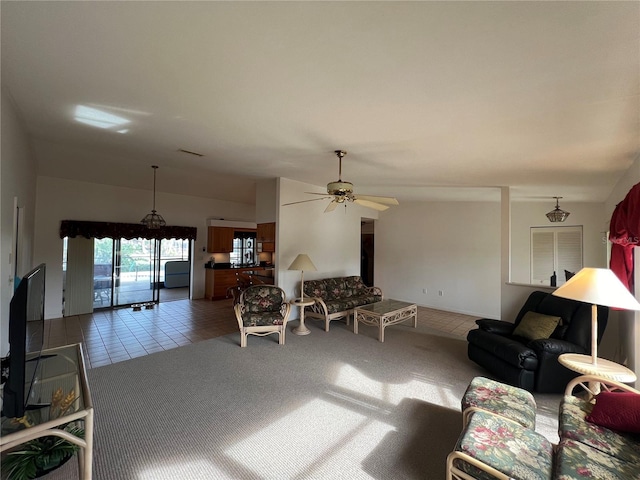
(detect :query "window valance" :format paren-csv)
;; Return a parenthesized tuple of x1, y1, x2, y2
(60, 220, 197, 241)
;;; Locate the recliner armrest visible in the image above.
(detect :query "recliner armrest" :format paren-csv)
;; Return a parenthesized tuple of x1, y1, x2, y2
(528, 338, 585, 356)
(475, 319, 515, 336)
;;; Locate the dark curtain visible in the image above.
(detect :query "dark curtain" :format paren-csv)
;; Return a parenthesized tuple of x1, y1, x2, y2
(60, 220, 197, 241)
(234, 231, 257, 240)
(609, 182, 640, 292)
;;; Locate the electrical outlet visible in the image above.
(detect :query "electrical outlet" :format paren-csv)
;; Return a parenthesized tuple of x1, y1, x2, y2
(438, 290, 444, 296)
(422, 288, 427, 294)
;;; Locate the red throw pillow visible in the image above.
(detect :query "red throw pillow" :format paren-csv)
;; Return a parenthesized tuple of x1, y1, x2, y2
(586, 391, 640, 433)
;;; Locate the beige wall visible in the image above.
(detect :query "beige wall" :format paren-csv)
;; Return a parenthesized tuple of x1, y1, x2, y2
(1, 89, 38, 356)
(375, 198, 502, 318)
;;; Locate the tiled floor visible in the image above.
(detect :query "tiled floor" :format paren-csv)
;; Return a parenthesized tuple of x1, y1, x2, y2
(44, 299, 480, 369)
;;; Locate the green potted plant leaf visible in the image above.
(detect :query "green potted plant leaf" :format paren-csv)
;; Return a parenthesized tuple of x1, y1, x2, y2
(1, 387, 84, 480)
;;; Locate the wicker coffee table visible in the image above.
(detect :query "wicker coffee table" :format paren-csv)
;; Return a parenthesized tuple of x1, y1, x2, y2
(353, 299, 417, 342)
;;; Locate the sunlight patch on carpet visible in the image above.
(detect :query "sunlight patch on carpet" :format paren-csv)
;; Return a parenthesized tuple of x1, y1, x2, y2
(138, 459, 228, 480)
(333, 363, 461, 409)
(224, 397, 393, 478)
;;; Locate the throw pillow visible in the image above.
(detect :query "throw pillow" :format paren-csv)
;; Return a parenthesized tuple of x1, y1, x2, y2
(512, 311, 561, 341)
(586, 391, 640, 433)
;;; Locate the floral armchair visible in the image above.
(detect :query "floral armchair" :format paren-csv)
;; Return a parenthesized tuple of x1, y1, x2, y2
(233, 285, 291, 347)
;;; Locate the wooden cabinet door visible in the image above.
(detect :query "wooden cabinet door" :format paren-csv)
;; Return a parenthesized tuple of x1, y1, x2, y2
(261, 242, 275, 252)
(207, 227, 234, 253)
(257, 222, 275, 242)
(213, 269, 236, 298)
(205, 269, 216, 300)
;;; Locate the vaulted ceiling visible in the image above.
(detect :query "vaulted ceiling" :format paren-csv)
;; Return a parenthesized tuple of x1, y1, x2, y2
(2, 1, 638, 205)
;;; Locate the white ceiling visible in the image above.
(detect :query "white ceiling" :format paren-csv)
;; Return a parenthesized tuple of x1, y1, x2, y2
(2, 1, 638, 205)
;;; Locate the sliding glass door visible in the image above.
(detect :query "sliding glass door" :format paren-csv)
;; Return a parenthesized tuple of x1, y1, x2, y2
(91, 237, 190, 309)
(113, 238, 160, 307)
(93, 237, 161, 309)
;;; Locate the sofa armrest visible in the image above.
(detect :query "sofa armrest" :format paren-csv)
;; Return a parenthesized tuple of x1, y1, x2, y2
(475, 319, 515, 335)
(365, 286, 383, 299)
(306, 297, 328, 316)
(529, 338, 585, 356)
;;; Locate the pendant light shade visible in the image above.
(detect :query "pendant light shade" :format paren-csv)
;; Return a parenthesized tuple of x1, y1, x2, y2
(141, 165, 166, 229)
(546, 196, 570, 223)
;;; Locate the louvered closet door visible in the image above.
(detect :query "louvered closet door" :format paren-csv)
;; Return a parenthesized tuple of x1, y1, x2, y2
(530, 226, 583, 286)
(531, 231, 555, 285)
(557, 229, 583, 280)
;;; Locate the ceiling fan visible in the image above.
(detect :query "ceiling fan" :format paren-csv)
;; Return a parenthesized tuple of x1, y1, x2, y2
(283, 150, 400, 213)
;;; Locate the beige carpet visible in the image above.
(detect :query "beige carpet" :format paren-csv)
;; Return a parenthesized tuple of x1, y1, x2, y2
(44, 319, 561, 480)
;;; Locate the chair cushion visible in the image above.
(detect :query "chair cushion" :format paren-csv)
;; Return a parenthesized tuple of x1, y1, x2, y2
(344, 276, 367, 297)
(559, 395, 640, 465)
(555, 438, 640, 479)
(242, 311, 285, 327)
(453, 410, 553, 480)
(304, 279, 328, 299)
(243, 286, 283, 313)
(461, 376, 537, 429)
(512, 311, 561, 341)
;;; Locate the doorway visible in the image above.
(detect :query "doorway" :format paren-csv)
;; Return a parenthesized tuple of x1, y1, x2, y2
(361, 219, 375, 286)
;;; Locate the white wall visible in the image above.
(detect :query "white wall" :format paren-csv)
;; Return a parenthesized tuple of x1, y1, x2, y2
(375, 200, 501, 318)
(510, 201, 607, 284)
(1, 89, 38, 355)
(256, 178, 277, 223)
(276, 177, 373, 317)
(33, 176, 255, 320)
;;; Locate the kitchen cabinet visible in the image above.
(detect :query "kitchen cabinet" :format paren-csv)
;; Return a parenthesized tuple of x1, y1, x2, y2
(205, 267, 265, 300)
(260, 242, 275, 252)
(257, 222, 275, 242)
(207, 227, 234, 253)
(257, 222, 276, 252)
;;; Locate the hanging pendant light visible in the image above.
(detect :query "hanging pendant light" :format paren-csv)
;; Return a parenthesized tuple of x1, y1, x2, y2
(141, 165, 166, 229)
(546, 196, 570, 222)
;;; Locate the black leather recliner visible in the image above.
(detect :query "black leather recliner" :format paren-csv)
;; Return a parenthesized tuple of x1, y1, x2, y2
(467, 291, 608, 393)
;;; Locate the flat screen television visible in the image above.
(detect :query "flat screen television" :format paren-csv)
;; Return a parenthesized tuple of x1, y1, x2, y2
(2, 263, 46, 418)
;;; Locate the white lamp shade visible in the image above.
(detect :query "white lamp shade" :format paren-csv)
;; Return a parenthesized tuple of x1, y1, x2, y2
(288, 254, 317, 272)
(552, 268, 640, 310)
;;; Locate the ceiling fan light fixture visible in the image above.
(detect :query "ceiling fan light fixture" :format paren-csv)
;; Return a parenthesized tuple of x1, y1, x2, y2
(281, 149, 399, 212)
(327, 181, 354, 196)
(546, 196, 570, 223)
(141, 165, 166, 229)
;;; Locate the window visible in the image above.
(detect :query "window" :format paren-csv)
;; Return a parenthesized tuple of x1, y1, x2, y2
(230, 232, 257, 266)
(531, 226, 583, 286)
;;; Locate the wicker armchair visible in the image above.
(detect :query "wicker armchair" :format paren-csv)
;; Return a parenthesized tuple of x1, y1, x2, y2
(233, 285, 291, 347)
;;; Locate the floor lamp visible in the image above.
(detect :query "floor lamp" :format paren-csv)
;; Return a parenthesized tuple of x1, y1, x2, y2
(552, 267, 640, 366)
(288, 254, 317, 301)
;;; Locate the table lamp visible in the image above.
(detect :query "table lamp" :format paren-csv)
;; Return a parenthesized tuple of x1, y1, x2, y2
(552, 267, 640, 366)
(288, 254, 317, 301)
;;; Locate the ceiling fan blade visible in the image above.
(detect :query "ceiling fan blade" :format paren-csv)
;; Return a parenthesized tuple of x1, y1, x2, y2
(304, 192, 332, 196)
(354, 194, 399, 205)
(353, 199, 390, 211)
(282, 197, 332, 206)
(324, 201, 339, 213)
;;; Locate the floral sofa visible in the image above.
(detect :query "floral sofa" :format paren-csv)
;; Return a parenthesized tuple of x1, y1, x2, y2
(302, 276, 382, 331)
(447, 375, 640, 479)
